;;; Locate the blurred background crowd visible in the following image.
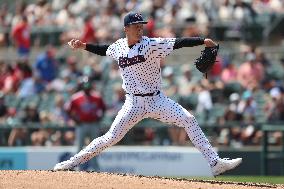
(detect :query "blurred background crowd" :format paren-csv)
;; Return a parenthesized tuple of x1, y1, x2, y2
(0, 0, 284, 149)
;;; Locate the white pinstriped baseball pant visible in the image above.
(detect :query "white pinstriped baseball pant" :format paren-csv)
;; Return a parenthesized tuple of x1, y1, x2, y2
(66, 92, 219, 168)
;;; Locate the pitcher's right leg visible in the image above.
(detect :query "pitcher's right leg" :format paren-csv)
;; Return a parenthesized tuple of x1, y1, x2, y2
(54, 96, 145, 170)
(147, 93, 242, 176)
(148, 93, 219, 166)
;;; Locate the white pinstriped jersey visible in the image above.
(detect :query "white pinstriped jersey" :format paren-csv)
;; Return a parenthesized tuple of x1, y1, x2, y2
(106, 36, 176, 94)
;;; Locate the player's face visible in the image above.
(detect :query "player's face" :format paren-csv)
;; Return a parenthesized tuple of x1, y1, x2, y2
(125, 23, 144, 41)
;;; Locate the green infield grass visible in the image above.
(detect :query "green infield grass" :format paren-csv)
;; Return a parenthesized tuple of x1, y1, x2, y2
(186, 176, 284, 184)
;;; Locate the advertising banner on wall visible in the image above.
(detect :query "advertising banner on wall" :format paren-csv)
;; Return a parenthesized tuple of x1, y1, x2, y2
(26, 147, 76, 170)
(0, 146, 214, 177)
(0, 148, 27, 170)
(97, 146, 213, 176)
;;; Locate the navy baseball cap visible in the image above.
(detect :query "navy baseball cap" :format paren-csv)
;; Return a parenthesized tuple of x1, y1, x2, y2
(124, 12, 148, 26)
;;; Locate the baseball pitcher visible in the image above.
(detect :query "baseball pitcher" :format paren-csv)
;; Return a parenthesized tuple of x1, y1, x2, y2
(54, 12, 242, 176)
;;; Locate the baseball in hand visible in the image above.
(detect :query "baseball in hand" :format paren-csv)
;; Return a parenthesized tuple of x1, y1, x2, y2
(204, 39, 217, 47)
(68, 39, 85, 49)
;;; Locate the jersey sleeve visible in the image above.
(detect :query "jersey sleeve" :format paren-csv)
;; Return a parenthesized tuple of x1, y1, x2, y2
(150, 38, 176, 58)
(106, 42, 119, 61)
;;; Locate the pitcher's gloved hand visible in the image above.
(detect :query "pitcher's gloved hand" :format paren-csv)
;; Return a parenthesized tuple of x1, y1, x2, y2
(195, 45, 219, 75)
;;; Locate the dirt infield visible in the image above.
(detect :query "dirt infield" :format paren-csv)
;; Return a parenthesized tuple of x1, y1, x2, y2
(0, 171, 283, 189)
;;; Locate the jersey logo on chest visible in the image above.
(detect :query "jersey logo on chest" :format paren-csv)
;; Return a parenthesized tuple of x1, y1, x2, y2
(118, 55, 146, 68)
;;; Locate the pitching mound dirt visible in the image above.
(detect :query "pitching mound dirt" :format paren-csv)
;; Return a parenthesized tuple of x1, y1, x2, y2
(0, 170, 283, 189)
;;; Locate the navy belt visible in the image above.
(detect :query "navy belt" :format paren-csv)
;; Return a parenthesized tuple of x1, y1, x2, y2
(127, 91, 160, 97)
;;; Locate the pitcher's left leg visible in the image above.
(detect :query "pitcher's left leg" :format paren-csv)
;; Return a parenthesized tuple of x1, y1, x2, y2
(54, 96, 145, 170)
(148, 93, 219, 167)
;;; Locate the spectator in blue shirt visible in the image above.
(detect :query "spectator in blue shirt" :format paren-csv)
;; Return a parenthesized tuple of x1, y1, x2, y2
(34, 46, 57, 83)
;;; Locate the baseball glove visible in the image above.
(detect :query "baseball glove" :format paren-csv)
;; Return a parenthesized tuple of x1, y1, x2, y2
(195, 45, 219, 76)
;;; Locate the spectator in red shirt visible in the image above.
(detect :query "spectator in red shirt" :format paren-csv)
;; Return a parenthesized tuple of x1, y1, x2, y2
(11, 15, 30, 58)
(145, 12, 155, 37)
(210, 56, 223, 80)
(81, 15, 96, 43)
(66, 78, 105, 124)
(2, 64, 21, 94)
(65, 76, 105, 170)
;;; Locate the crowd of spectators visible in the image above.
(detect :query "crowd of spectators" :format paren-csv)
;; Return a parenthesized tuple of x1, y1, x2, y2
(0, 0, 283, 46)
(0, 0, 284, 148)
